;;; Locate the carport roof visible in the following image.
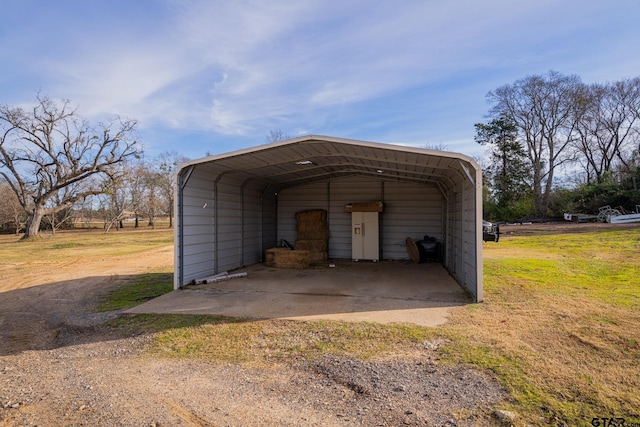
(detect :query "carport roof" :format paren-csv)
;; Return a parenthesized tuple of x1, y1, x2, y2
(178, 135, 479, 191)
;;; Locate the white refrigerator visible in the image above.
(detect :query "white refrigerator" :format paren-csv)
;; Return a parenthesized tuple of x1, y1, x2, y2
(351, 211, 379, 262)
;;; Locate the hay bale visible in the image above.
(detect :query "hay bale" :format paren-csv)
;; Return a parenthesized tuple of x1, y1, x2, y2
(295, 240, 328, 263)
(264, 247, 286, 266)
(295, 209, 327, 223)
(294, 239, 327, 252)
(265, 247, 310, 269)
(310, 251, 328, 264)
(295, 209, 329, 240)
(296, 224, 329, 240)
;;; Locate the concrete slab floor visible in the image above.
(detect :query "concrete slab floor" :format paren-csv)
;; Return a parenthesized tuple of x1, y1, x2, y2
(127, 260, 473, 326)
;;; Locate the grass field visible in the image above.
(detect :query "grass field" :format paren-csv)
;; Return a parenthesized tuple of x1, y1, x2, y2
(0, 227, 173, 264)
(2, 226, 639, 426)
(446, 228, 640, 425)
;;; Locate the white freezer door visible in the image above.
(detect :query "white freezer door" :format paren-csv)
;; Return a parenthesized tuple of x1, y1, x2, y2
(351, 212, 379, 261)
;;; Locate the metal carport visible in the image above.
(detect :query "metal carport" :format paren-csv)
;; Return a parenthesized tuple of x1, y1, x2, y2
(174, 135, 483, 302)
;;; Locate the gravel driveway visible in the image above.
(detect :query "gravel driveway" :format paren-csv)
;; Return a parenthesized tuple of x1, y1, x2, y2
(0, 245, 506, 426)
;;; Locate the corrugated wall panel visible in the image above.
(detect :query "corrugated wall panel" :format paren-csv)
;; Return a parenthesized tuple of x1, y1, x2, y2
(215, 178, 243, 273)
(453, 187, 464, 284)
(444, 189, 456, 270)
(277, 177, 443, 261)
(179, 166, 215, 285)
(277, 182, 329, 245)
(262, 187, 277, 253)
(242, 183, 263, 266)
(382, 182, 442, 260)
(461, 180, 478, 297)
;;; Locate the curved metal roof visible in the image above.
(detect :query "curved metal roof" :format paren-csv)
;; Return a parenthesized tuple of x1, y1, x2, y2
(178, 135, 479, 190)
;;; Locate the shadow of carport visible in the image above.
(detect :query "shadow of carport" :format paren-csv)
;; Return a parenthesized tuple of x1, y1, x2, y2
(127, 261, 472, 326)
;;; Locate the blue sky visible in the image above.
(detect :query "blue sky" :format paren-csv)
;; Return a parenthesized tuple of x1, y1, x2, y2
(2, 0, 639, 161)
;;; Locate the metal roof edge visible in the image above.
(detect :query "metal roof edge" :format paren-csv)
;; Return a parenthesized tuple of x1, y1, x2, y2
(176, 134, 480, 176)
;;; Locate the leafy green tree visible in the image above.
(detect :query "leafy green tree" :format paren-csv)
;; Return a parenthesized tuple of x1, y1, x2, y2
(475, 117, 532, 221)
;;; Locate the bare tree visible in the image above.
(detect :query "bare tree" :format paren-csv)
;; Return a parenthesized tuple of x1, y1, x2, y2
(0, 94, 140, 238)
(155, 151, 188, 228)
(423, 143, 448, 151)
(43, 201, 75, 236)
(266, 129, 290, 143)
(573, 78, 640, 183)
(487, 71, 583, 216)
(98, 178, 130, 233)
(142, 167, 163, 228)
(125, 159, 147, 228)
(0, 182, 25, 234)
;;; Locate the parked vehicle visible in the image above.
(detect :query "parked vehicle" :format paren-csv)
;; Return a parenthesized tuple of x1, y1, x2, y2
(483, 220, 500, 242)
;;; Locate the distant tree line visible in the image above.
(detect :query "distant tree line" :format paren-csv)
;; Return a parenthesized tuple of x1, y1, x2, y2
(4, 79, 639, 236)
(477, 71, 640, 221)
(0, 94, 187, 237)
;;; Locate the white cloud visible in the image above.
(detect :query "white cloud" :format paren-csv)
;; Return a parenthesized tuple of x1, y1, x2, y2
(3, 0, 640, 154)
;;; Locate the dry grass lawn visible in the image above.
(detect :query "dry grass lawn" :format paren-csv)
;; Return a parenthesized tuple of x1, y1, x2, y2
(1, 225, 638, 426)
(442, 227, 640, 425)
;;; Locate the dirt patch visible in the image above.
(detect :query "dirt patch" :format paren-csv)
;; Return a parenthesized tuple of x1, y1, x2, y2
(499, 220, 640, 236)
(0, 237, 506, 426)
(1, 340, 506, 426)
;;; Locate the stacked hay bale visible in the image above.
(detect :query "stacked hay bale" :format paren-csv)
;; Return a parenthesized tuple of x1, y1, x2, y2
(294, 209, 329, 264)
(265, 247, 309, 269)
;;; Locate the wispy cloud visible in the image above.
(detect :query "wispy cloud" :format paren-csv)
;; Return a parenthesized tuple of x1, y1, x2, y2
(1, 0, 639, 156)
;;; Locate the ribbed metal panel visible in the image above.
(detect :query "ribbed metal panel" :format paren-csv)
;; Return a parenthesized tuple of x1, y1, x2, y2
(276, 177, 442, 261)
(176, 135, 482, 301)
(242, 181, 264, 266)
(461, 178, 478, 296)
(277, 181, 328, 245)
(178, 166, 215, 286)
(261, 187, 277, 253)
(382, 181, 442, 260)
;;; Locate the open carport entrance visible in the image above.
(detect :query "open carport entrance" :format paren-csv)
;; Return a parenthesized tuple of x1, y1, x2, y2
(130, 260, 471, 326)
(174, 135, 483, 308)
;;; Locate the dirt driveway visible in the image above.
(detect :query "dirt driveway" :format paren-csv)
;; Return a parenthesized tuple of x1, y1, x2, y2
(0, 239, 506, 426)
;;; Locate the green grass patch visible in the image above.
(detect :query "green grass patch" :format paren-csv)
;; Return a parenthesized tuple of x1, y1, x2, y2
(97, 272, 174, 311)
(110, 314, 440, 364)
(447, 227, 640, 425)
(50, 242, 83, 249)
